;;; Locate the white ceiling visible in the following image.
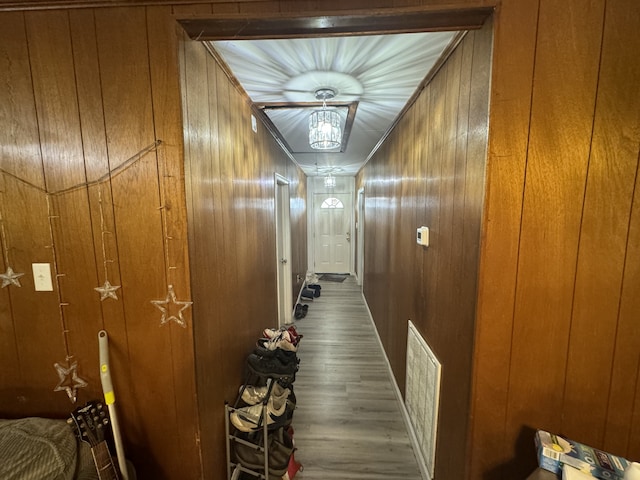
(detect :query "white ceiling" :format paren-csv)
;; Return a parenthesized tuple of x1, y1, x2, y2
(211, 31, 457, 177)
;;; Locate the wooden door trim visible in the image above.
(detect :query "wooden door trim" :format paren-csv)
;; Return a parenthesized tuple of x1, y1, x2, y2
(177, 6, 494, 41)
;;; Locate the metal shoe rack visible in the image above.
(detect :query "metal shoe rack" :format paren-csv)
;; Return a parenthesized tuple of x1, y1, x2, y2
(225, 355, 298, 480)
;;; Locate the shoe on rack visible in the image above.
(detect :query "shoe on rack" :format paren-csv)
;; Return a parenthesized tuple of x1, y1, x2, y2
(307, 284, 321, 297)
(268, 427, 295, 476)
(230, 394, 288, 432)
(254, 344, 299, 366)
(247, 352, 298, 377)
(257, 336, 298, 353)
(231, 427, 295, 476)
(294, 303, 304, 319)
(241, 382, 290, 406)
(263, 328, 292, 341)
(288, 326, 303, 344)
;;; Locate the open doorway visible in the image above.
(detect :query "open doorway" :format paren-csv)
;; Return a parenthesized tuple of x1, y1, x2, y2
(275, 173, 293, 326)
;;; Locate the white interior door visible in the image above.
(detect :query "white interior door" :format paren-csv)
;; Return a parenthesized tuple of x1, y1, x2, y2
(356, 188, 365, 285)
(313, 193, 352, 273)
(275, 174, 292, 326)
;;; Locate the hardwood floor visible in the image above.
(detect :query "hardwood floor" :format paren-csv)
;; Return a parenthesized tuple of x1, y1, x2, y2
(291, 276, 423, 480)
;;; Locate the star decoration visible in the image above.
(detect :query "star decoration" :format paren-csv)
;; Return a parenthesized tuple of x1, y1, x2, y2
(94, 279, 121, 301)
(53, 360, 88, 403)
(0, 266, 25, 288)
(151, 284, 192, 328)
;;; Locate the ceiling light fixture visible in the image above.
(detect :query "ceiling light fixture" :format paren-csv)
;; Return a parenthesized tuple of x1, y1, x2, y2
(324, 173, 336, 188)
(309, 88, 342, 150)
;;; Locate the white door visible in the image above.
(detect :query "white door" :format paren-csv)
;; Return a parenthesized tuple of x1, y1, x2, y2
(356, 188, 365, 285)
(313, 193, 351, 273)
(275, 174, 293, 326)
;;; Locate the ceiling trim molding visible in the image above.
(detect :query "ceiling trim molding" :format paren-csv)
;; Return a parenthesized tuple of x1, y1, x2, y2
(177, 6, 494, 41)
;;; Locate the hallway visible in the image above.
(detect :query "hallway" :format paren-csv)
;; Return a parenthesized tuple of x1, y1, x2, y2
(291, 276, 423, 480)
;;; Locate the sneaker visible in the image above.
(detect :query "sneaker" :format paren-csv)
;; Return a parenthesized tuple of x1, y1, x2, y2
(241, 382, 290, 406)
(230, 394, 288, 432)
(263, 328, 291, 342)
(258, 336, 298, 353)
(247, 352, 298, 377)
(253, 342, 300, 364)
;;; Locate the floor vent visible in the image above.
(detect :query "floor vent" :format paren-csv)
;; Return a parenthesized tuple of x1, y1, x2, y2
(405, 320, 442, 480)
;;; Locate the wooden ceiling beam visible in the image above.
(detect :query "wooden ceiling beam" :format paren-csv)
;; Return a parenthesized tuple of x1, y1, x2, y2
(178, 7, 494, 41)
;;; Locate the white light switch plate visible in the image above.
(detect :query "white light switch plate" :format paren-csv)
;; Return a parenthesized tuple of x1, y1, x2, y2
(32, 263, 54, 291)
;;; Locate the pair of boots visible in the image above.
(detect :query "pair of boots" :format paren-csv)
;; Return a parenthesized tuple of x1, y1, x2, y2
(301, 284, 321, 301)
(294, 303, 308, 319)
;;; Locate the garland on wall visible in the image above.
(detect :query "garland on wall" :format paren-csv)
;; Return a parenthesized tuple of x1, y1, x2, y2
(0, 207, 25, 288)
(0, 138, 194, 402)
(150, 141, 192, 328)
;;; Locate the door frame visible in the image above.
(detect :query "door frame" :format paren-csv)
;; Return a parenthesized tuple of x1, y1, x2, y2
(356, 187, 365, 286)
(275, 173, 293, 326)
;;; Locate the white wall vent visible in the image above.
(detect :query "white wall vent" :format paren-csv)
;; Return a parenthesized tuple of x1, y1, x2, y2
(406, 320, 442, 480)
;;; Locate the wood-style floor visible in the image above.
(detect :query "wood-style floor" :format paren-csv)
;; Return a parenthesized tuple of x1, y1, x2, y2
(291, 276, 423, 480)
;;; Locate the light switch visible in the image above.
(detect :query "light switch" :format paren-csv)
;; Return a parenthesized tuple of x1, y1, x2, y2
(32, 263, 53, 291)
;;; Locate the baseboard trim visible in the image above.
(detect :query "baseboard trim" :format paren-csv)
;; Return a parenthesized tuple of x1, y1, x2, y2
(360, 290, 431, 480)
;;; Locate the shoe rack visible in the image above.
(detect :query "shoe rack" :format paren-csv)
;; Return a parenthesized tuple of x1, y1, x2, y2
(225, 330, 302, 480)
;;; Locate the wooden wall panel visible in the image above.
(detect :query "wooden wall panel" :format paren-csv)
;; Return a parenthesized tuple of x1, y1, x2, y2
(504, 2, 604, 475)
(562, 0, 640, 447)
(2, 1, 639, 479)
(0, 11, 59, 412)
(359, 26, 491, 480)
(181, 29, 221, 480)
(180, 36, 307, 480)
(468, 0, 539, 476)
(147, 7, 200, 478)
(0, 6, 201, 478)
(600, 0, 640, 452)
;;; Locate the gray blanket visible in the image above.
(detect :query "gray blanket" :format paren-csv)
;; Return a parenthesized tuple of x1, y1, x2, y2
(0, 417, 98, 480)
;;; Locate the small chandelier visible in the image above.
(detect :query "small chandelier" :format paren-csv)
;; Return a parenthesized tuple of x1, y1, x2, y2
(309, 88, 342, 150)
(324, 173, 336, 188)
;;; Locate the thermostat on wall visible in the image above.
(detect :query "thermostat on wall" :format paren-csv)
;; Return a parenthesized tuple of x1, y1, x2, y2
(416, 226, 429, 246)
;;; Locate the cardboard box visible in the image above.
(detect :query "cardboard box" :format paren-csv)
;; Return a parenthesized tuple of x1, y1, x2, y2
(535, 430, 629, 479)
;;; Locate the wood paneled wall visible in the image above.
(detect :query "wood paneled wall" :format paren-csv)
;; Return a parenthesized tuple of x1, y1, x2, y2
(0, 4, 306, 480)
(1, 1, 639, 479)
(357, 25, 492, 480)
(471, 0, 640, 478)
(0, 6, 199, 478)
(179, 33, 307, 480)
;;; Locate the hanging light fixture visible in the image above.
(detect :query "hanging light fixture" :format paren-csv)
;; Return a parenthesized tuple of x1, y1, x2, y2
(324, 173, 336, 188)
(309, 88, 342, 150)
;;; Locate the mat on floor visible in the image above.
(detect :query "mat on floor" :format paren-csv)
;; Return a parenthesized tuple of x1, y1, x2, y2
(318, 274, 349, 282)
